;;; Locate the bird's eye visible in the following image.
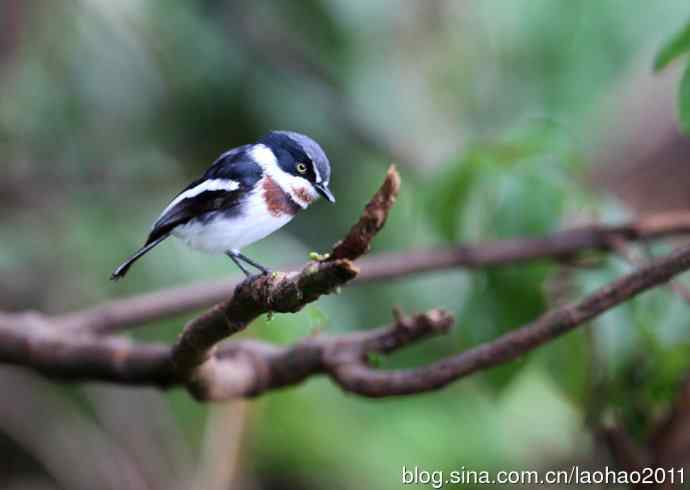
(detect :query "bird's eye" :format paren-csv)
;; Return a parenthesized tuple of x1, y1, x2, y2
(296, 162, 307, 174)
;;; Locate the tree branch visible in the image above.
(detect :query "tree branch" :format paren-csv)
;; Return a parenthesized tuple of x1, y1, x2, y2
(54, 211, 690, 335)
(172, 259, 358, 397)
(318, 241, 690, 396)
(0, 308, 452, 398)
(3, 235, 690, 400)
(0, 312, 173, 386)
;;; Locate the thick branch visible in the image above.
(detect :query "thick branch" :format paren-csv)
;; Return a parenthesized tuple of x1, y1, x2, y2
(0, 312, 173, 386)
(192, 309, 453, 399)
(54, 211, 690, 334)
(0, 309, 452, 398)
(172, 259, 358, 394)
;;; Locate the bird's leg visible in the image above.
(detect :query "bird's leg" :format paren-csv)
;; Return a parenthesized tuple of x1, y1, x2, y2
(225, 250, 271, 276)
(235, 251, 271, 275)
(225, 250, 251, 277)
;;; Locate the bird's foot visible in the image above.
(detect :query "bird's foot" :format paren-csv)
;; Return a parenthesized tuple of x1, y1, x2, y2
(226, 250, 271, 278)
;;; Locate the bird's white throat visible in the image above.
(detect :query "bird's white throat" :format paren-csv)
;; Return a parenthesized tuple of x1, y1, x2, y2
(250, 144, 319, 208)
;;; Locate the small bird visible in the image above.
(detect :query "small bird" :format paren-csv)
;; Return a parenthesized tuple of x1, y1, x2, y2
(111, 131, 335, 280)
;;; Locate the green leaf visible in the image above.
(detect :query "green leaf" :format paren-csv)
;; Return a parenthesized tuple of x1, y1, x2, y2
(427, 126, 577, 243)
(426, 154, 481, 242)
(680, 62, 690, 135)
(654, 20, 690, 71)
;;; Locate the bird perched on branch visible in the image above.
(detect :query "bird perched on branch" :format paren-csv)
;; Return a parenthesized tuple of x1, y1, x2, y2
(111, 131, 335, 280)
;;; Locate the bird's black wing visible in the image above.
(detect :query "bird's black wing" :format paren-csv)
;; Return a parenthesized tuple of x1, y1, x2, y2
(111, 146, 264, 280)
(145, 146, 263, 244)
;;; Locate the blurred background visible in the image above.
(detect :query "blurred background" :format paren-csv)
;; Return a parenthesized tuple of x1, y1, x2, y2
(2, 1, 690, 488)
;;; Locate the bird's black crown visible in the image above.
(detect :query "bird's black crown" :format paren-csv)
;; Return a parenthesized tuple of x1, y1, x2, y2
(259, 131, 331, 186)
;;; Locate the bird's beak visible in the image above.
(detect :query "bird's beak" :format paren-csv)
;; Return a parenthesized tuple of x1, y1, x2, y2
(315, 183, 336, 203)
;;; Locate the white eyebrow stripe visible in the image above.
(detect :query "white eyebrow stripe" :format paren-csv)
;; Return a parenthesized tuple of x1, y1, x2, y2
(158, 179, 240, 219)
(311, 161, 322, 183)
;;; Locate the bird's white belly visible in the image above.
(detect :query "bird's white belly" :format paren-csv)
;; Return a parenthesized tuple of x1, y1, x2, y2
(171, 197, 293, 254)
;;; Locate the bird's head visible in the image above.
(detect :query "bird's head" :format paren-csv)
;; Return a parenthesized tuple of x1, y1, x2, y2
(254, 130, 335, 208)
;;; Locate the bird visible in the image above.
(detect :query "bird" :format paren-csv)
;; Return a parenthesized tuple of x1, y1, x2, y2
(111, 130, 335, 280)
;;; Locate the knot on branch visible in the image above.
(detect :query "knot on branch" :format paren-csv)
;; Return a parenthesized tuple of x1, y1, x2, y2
(391, 307, 452, 334)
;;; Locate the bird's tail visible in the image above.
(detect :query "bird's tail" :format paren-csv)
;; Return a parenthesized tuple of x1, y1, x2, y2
(110, 235, 169, 280)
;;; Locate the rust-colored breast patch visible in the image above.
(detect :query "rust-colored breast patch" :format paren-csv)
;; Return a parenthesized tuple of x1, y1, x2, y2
(262, 176, 300, 217)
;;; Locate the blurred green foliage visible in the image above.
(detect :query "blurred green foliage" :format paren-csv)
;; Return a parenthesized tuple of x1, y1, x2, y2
(656, 19, 690, 134)
(682, 65, 690, 134)
(2, 1, 690, 488)
(655, 20, 690, 71)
